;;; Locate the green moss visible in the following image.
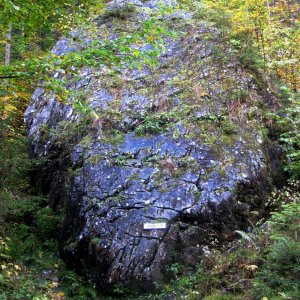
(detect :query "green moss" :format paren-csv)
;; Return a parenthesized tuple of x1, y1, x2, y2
(135, 111, 176, 135)
(88, 154, 103, 165)
(91, 237, 101, 245)
(127, 171, 140, 182)
(67, 166, 83, 182)
(104, 2, 137, 19)
(101, 129, 125, 146)
(114, 154, 131, 166)
(50, 116, 92, 149)
(39, 123, 51, 142)
(80, 135, 93, 149)
(220, 117, 238, 135)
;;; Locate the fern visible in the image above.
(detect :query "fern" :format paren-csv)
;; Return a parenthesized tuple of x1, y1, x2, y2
(234, 230, 254, 243)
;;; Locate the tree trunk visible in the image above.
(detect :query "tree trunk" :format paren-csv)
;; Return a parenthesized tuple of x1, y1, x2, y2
(72, 0, 78, 30)
(5, 24, 12, 65)
(4, 24, 12, 88)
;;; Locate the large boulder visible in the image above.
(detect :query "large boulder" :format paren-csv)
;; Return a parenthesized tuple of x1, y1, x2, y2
(25, 0, 282, 293)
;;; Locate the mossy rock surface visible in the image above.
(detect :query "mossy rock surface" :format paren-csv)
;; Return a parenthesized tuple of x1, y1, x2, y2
(25, 0, 283, 293)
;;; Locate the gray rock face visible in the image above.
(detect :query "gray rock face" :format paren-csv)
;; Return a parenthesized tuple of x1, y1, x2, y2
(25, 0, 282, 293)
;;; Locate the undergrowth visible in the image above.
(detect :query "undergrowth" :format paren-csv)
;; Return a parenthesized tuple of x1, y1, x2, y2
(0, 134, 98, 299)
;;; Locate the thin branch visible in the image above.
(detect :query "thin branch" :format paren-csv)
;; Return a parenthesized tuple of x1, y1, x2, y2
(0, 75, 23, 79)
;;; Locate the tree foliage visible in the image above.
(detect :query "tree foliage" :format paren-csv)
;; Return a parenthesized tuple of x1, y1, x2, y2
(203, 0, 300, 91)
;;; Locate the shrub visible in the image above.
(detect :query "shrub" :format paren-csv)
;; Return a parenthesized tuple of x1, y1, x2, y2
(254, 193, 300, 299)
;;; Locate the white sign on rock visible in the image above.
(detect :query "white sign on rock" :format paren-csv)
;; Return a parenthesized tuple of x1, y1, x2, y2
(143, 223, 167, 230)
